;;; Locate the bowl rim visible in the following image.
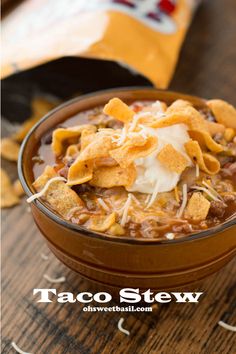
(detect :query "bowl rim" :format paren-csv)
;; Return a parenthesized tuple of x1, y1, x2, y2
(18, 86, 236, 245)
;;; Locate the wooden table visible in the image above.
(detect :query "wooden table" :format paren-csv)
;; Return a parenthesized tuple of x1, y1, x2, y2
(2, 0, 236, 353)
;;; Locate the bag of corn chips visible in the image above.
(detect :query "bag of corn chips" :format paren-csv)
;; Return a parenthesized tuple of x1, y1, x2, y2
(2, 0, 201, 88)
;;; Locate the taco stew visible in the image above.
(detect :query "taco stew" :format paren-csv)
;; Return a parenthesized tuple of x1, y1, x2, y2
(29, 97, 236, 240)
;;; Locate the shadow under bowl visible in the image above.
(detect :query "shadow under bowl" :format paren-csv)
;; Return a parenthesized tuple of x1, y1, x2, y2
(18, 87, 236, 292)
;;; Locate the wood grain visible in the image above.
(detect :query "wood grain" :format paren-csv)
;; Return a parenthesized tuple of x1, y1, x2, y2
(1, 0, 236, 353)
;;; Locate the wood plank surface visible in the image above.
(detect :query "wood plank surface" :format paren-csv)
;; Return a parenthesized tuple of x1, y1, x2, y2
(1, 0, 236, 353)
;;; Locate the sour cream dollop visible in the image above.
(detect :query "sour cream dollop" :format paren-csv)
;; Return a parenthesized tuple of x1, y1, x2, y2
(128, 123, 192, 195)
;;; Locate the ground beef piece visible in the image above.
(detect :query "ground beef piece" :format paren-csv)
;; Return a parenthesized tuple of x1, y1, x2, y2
(73, 184, 94, 194)
(227, 143, 236, 157)
(41, 130, 53, 144)
(106, 120, 123, 129)
(223, 194, 236, 203)
(172, 223, 193, 233)
(58, 166, 68, 179)
(213, 133, 224, 143)
(209, 200, 227, 218)
(129, 222, 140, 238)
(219, 156, 234, 167)
(221, 162, 236, 177)
(65, 158, 76, 167)
(85, 199, 97, 211)
(199, 220, 208, 229)
(199, 108, 215, 122)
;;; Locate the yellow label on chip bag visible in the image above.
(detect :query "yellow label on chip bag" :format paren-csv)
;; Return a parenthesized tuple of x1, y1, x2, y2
(1, 0, 200, 88)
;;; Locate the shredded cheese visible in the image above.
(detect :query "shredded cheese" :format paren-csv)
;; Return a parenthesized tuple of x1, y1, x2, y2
(120, 194, 132, 226)
(146, 180, 160, 208)
(139, 129, 149, 140)
(111, 131, 122, 143)
(202, 181, 223, 200)
(43, 274, 66, 283)
(40, 253, 49, 261)
(117, 318, 130, 336)
(11, 342, 32, 354)
(176, 184, 188, 218)
(137, 124, 150, 140)
(218, 321, 236, 332)
(97, 197, 110, 212)
(130, 194, 141, 206)
(145, 194, 151, 205)
(27, 177, 66, 203)
(191, 185, 220, 202)
(113, 112, 151, 147)
(195, 163, 200, 178)
(174, 186, 180, 203)
(127, 131, 148, 142)
(128, 112, 150, 132)
(116, 125, 128, 146)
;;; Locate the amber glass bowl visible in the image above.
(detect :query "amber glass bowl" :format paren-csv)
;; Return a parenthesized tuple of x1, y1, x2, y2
(18, 88, 236, 291)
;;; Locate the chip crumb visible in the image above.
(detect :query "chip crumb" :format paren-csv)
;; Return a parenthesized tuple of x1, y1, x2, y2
(151, 303, 159, 310)
(157, 144, 189, 174)
(12, 97, 57, 142)
(89, 212, 116, 232)
(207, 99, 236, 129)
(224, 128, 235, 142)
(13, 179, 25, 197)
(184, 192, 210, 221)
(0, 138, 20, 162)
(0, 168, 19, 208)
(90, 164, 136, 189)
(104, 98, 134, 123)
(108, 223, 125, 236)
(32, 155, 44, 163)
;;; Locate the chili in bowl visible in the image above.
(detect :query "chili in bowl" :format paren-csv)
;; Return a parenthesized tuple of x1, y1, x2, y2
(18, 88, 236, 291)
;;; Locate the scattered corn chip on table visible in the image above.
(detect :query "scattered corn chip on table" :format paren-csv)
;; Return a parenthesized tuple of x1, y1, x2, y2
(1, 1, 236, 353)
